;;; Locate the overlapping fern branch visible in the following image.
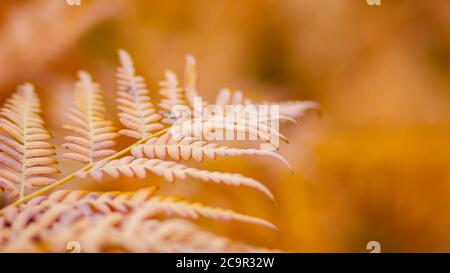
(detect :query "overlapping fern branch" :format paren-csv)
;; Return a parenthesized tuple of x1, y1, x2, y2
(0, 49, 319, 252)
(0, 83, 59, 201)
(63, 71, 120, 164)
(0, 187, 276, 251)
(116, 49, 164, 139)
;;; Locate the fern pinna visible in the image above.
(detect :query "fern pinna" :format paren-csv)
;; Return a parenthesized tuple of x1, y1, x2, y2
(0, 50, 318, 252)
(0, 84, 59, 201)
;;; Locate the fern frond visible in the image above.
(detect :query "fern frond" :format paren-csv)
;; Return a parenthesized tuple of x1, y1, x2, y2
(0, 187, 276, 250)
(62, 71, 119, 164)
(215, 88, 253, 108)
(131, 133, 291, 170)
(184, 55, 203, 108)
(215, 90, 317, 123)
(145, 195, 276, 230)
(173, 115, 288, 148)
(0, 83, 59, 201)
(2, 215, 270, 253)
(116, 49, 164, 139)
(5, 187, 274, 230)
(77, 156, 275, 201)
(271, 100, 321, 119)
(21, 186, 159, 208)
(158, 70, 188, 124)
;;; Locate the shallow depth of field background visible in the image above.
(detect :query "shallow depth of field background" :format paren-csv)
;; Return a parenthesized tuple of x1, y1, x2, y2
(0, 0, 449, 252)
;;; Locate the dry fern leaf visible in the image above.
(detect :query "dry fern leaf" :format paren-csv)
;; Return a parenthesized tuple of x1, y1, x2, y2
(2, 215, 270, 253)
(0, 188, 276, 250)
(3, 187, 275, 230)
(131, 133, 291, 170)
(18, 186, 160, 209)
(61, 217, 266, 253)
(76, 156, 275, 201)
(158, 70, 188, 124)
(184, 55, 205, 108)
(214, 89, 291, 133)
(172, 114, 288, 149)
(215, 89, 318, 123)
(62, 71, 119, 164)
(116, 49, 164, 139)
(269, 100, 320, 119)
(215, 88, 253, 108)
(0, 83, 59, 201)
(112, 218, 270, 253)
(144, 195, 276, 230)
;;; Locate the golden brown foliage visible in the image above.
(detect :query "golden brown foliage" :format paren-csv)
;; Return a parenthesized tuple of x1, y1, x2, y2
(63, 71, 119, 164)
(131, 133, 291, 169)
(0, 188, 275, 252)
(116, 50, 164, 139)
(0, 84, 59, 201)
(0, 49, 316, 252)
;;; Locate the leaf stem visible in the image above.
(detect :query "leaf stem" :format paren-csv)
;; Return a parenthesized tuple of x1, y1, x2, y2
(1, 128, 169, 211)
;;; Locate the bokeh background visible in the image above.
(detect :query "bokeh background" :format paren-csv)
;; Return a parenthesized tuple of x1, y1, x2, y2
(0, 0, 449, 252)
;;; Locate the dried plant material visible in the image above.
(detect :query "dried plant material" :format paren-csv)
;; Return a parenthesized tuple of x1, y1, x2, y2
(158, 71, 188, 124)
(143, 195, 276, 230)
(174, 114, 288, 149)
(272, 101, 321, 119)
(184, 55, 203, 108)
(0, 84, 59, 201)
(215, 90, 318, 124)
(215, 88, 253, 108)
(0, 51, 311, 210)
(0, 188, 275, 251)
(131, 133, 292, 170)
(20, 186, 160, 208)
(2, 216, 270, 253)
(2, 187, 274, 230)
(63, 71, 120, 164)
(77, 156, 275, 201)
(0, 50, 317, 253)
(116, 49, 164, 139)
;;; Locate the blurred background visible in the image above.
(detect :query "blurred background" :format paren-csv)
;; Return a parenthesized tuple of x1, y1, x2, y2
(0, 0, 449, 252)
